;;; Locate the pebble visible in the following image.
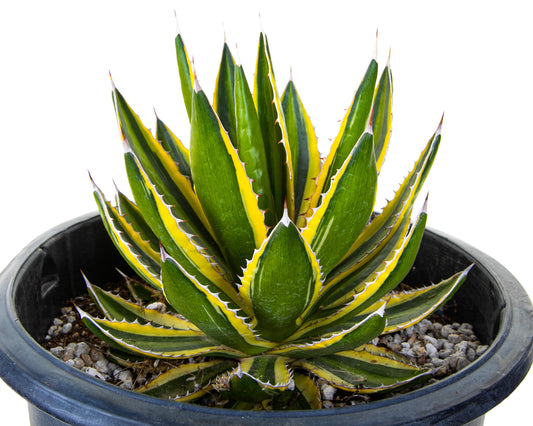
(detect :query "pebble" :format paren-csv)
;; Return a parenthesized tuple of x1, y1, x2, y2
(118, 370, 134, 390)
(66, 315, 77, 324)
(321, 383, 337, 401)
(424, 335, 438, 347)
(447, 334, 462, 344)
(47, 325, 59, 338)
(466, 348, 477, 362)
(440, 325, 454, 338)
(74, 342, 90, 357)
(50, 346, 64, 358)
(90, 348, 105, 362)
(476, 345, 489, 356)
(454, 341, 469, 355)
(84, 367, 107, 381)
(439, 348, 454, 359)
(81, 353, 93, 366)
(426, 343, 438, 358)
(456, 357, 470, 371)
(95, 359, 110, 374)
(62, 345, 75, 361)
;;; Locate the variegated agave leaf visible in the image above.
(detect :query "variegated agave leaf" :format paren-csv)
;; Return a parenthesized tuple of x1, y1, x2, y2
(86, 29, 471, 409)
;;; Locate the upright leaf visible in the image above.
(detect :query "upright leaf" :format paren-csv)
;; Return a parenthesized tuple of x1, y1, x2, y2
(253, 33, 287, 222)
(330, 119, 442, 282)
(302, 131, 377, 276)
(124, 151, 236, 299)
(281, 80, 321, 228)
(371, 61, 392, 173)
(175, 33, 194, 120)
(113, 86, 214, 243)
(155, 115, 192, 182)
(234, 64, 277, 228)
(239, 215, 322, 342)
(190, 84, 267, 276)
(162, 251, 275, 355)
(322, 203, 427, 312)
(213, 43, 237, 145)
(92, 179, 161, 289)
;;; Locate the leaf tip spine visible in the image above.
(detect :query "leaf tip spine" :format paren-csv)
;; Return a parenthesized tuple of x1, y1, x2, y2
(108, 70, 116, 90)
(234, 43, 242, 66)
(374, 28, 379, 60)
(88, 171, 97, 188)
(464, 263, 475, 276)
(192, 59, 201, 93)
(421, 193, 429, 214)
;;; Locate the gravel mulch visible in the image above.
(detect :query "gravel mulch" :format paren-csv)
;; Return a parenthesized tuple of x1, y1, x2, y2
(42, 290, 488, 408)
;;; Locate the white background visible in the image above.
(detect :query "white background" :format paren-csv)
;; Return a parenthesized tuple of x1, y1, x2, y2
(0, 1, 531, 424)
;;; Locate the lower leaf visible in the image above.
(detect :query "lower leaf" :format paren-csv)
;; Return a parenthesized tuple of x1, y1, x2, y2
(138, 359, 237, 400)
(293, 344, 430, 393)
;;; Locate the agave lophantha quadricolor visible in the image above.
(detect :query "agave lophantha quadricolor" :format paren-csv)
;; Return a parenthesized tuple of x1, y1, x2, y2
(82, 30, 471, 409)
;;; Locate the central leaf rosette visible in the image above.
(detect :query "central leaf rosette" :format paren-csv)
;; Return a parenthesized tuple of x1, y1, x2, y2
(81, 30, 472, 407)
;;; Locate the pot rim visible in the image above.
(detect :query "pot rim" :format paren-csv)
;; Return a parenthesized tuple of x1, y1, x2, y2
(0, 212, 532, 425)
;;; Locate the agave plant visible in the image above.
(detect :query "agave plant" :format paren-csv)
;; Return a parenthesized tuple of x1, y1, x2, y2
(81, 30, 471, 409)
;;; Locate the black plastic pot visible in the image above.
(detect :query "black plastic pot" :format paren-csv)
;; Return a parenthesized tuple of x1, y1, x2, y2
(0, 213, 532, 425)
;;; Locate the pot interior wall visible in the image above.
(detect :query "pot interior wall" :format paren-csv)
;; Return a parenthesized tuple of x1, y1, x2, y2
(404, 232, 505, 345)
(13, 216, 132, 341)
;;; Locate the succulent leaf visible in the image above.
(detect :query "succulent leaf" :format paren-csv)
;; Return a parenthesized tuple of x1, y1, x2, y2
(321, 202, 427, 312)
(253, 33, 287, 222)
(124, 152, 236, 298)
(115, 189, 160, 254)
(190, 85, 268, 276)
(78, 308, 243, 359)
(281, 80, 321, 228)
(371, 62, 393, 173)
(161, 251, 276, 355)
(234, 64, 277, 228)
(293, 344, 429, 392)
(302, 130, 377, 275)
(270, 303, 386, 358)
(239, 216, 322, 342)
(92, 180, 162, 289)
(329, 120, 442, 284)
(155, 115, 192, 182)
(238, 355, 293, 389)
(294, 214, 417, 339)
(138, 359, 237, 401)
(316, 209, 413, 313)
(86, 280, 199, 331)
(213, 43, 238, 145)
(113, 86, 215, 242)
(175, 33, 194, 120)
(291, 373, 321, 409)
(378, 264, 474, 333)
